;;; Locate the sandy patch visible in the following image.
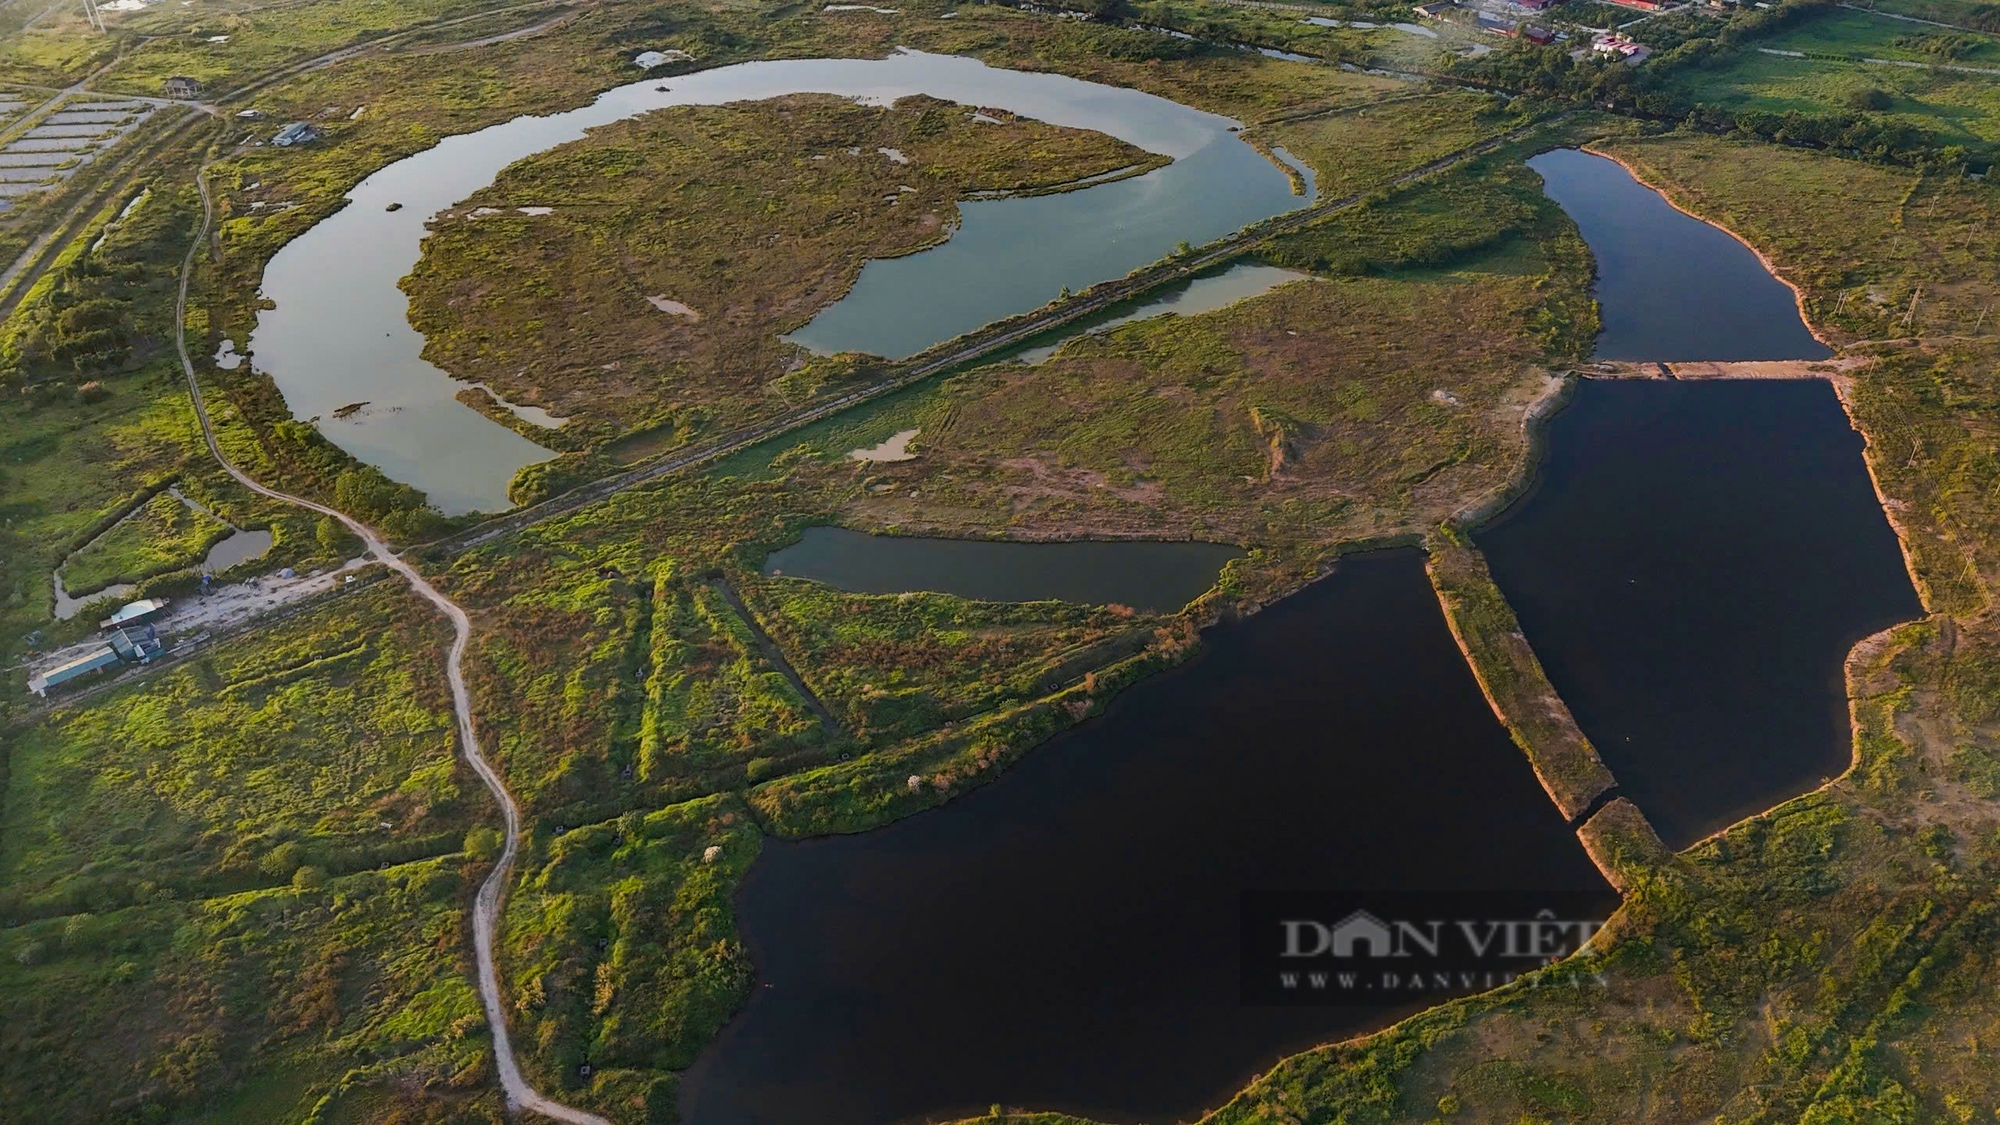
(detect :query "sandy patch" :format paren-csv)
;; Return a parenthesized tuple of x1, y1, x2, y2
(878, 146, 910, 164)
(1664, 358, 1864, 380)
(634, 49, 694, 68)
(646, 295, 701, 320)
(849, 428, 920, 462)
(517, 206, 553, 216)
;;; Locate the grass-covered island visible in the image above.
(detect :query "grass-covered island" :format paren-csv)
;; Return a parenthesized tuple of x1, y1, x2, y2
(2, 0, 2000, 1122)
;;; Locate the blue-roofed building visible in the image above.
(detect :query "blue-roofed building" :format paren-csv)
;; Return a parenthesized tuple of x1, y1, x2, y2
(272, 122, 320, 147)
(28, 647, 122, 696)
(108, 625, 164, 664)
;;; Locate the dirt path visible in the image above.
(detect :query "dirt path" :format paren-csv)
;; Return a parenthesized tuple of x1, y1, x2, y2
(174, 167, 608, 1125)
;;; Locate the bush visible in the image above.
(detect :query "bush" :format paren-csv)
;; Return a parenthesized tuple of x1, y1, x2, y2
(1848, 87, 1893, 113)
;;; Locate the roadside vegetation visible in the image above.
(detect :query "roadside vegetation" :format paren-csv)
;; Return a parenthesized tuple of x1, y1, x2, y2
(0, 585, 501, 1125)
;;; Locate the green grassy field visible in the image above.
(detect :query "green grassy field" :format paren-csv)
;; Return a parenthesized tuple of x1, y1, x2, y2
(58, 489, 229, 594)
(1662, 7, 2000, 145)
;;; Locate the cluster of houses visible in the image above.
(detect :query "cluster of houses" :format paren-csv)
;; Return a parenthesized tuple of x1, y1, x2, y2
(1421, 0, 1656, 60)
(27, 599, 169, 697)
(1590, 31, 1653, 61)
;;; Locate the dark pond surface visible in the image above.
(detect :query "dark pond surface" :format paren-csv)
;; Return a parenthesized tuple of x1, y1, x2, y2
(762, 526, 1245, 613)
(1528, 149, 1832, 362)
(682, 550, 1612, 1125)
(1477, 380, 1920, 848)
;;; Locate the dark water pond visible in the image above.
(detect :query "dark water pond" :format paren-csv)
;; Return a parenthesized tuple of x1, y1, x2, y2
(762, 526, 1244, 613)
(682, 550, 1611, 1124)
(1477, 380, 1920, 847)
(1528, 149, 1831, 362)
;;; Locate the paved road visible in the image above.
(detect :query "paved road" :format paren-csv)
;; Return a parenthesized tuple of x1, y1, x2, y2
(175, 169, 609, 1125)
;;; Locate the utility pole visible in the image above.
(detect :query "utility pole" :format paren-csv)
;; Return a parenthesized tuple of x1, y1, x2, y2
(81, 0, 105, 33)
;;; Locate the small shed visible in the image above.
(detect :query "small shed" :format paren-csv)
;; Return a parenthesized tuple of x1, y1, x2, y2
(108, 625, 164, 664)
(1523, 24, 1556, 42)
(29, 647, 121, 696)
(1412, 1, 1452, 16)
(100, 597, 169, 631)
(164, 76, 201, 99)
(272, 122, 320, 147)
(1476, 12, 1519, 34)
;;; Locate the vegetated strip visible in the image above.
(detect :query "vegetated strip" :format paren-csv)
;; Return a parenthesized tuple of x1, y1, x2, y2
(201, 0, 580, 104)
(1425, 530, 1618, 822)
(709, 574, 840, 735)
(1575, 796, 1673, 894)
(444, 111, 1576, 554)
(170, 164, 613, 1125)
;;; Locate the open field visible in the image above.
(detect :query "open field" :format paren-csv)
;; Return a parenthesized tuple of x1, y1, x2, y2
(0, 582, 505, 1125)
(1659, 7, 2000, 146)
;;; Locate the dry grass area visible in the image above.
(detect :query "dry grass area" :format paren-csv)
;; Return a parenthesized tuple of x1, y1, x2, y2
(795, 237, 1583, 606)
(402, 94, 1154, 442)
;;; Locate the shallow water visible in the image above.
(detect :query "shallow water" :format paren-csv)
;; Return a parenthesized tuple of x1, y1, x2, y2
(762, 526, 1243, 613)
(1528, 149, 1831, 361)
(1477, 380, 1919, 846)
(684, 549, 1611, 1125)
(50, 573, 133, 620)
(252, 51, 1311, 513)
(203, 528, 274, 572)
(1011, 260, 1315, 363)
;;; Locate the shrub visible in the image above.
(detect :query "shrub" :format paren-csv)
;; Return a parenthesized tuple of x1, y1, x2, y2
(1848, 87, 1893, 113)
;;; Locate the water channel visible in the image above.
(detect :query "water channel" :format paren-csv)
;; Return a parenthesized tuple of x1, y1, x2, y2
(1527, 148, 1831, 362)
(250, 50, 1312, 514)
(683, 550, 1613, 1124)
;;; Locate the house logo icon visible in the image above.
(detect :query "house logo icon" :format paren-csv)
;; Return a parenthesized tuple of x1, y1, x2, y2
(1329, 910, 1395, 958)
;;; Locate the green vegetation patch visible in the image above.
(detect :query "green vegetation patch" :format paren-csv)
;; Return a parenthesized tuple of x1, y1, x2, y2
(1597, 132, 2000, 344)
(1259, 89, 1519, 202)
(1426, 532, 1616, 819)
(739, 575, 1163, 748)
(0, 584, 465, 920)
(501, 793, 761, 1112)
(0, 854, 495, 1125)
(58, 489, 229, 594)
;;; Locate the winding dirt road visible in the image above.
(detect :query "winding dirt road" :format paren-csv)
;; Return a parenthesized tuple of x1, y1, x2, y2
(175, 170, 609, 1125)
